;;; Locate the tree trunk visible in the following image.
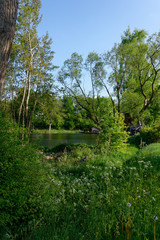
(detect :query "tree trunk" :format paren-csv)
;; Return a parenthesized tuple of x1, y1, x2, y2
(25, 71, 31, 128)
(49, 122, 52, 133)
(18, 75, 28, 124)
(0, 0, 18, 102)
(28, 98, 37, 137)
(117, 88, 121, 114)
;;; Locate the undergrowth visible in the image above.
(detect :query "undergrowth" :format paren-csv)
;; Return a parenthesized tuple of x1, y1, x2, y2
(0, 113, 160, 239)
(26, 144, 160, 240)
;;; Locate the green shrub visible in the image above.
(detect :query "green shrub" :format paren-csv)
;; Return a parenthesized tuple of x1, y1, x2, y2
(98, 114, 129, 153)
(140, 124, 160, 144)
(128, 123, 160, 147)
(0, 113, 53, 239)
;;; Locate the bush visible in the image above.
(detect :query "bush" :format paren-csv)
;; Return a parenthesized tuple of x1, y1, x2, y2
(98, 114, 129, 153)
(128, 123, 160, 147)
(0, 113, 53, 239)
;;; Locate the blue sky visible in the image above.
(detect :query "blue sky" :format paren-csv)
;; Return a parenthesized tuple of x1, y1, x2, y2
(38, 0, 160, 69)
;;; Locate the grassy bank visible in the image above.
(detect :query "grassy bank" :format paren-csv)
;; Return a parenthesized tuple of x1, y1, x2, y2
(33, 129, 82, 134)
(1, 114, 160, 239)
(25, 143, 160, 240)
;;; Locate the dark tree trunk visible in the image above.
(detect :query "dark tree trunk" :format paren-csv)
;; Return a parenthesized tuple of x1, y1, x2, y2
(28, 99, 37, 137)
(0, 0, 18, 102)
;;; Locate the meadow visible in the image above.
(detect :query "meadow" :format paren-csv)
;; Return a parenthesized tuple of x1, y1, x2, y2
(0, 115, 160, 240)
(1, 2, 160, 239)
(25, 143, 160, 240)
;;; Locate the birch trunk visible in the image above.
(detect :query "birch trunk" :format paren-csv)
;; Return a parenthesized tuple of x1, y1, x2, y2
(49, 122, 52, 133)
(25, 71, 31, 128)
(0, 0, 18, 101)
(18, 73, 28, 123)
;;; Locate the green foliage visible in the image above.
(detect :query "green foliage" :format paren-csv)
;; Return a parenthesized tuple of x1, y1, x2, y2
(1, 109, 160, 239)
(0, 113, 54, 239)
(31, 91, 66, 130)
(58, 52, 111, 126)
(120, 28, 160, 119)
(140, 124, 160, 145)
(129, 123, 160, 147)
(62, 96, 75, 130)
(25, 143, 160, 240)
(4, 0, 56, 132)
(5, 25, 160, 131)
(1, 23, 160, 239)
(98, 114, 129, 152)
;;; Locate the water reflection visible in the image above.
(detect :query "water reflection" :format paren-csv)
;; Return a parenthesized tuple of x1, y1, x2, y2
(31, 133, 98, 148)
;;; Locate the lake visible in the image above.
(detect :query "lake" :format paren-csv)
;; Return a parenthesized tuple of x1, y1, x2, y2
(30, 133, 98, 148)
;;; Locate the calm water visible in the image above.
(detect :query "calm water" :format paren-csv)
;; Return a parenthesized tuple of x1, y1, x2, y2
(30, 133, 98, 148)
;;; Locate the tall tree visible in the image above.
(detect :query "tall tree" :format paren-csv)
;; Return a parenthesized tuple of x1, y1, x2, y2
(58, 52, 110, 126)
(6, 0, 56, 132)
(16, 0, 42, 126)
(34, 92, 64, 131)
(103, 43, 126, 115)
(120, 28, 160, 122)
(0, 0, 18, 101)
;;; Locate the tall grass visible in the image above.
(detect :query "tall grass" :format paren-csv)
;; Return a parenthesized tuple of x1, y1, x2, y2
(0, 114, 56, 239)
(26, 143, 160, 240)
(1, 112, 159, 239)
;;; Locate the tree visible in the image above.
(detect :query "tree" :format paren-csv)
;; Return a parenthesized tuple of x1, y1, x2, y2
(120, 28, 160, 123)
(0, 0, 18, 102)
(62, 96, 75, 130)
(16, 0, 42, 127)
(34, 92, 65, 131)
(3, 41, 20, 119)
(101, 28, 160, 125)
(58, 52, 111, 126)
(5, 0, 56, 134)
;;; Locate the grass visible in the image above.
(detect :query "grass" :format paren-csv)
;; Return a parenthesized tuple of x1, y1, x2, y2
(24, 143, 160, 240)
(0, 115, 56, 240)
(1, 113, 160, 240)
(32, 129, 82, 134)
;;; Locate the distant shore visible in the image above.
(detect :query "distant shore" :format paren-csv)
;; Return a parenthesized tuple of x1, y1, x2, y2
(32, 129, 82, 134)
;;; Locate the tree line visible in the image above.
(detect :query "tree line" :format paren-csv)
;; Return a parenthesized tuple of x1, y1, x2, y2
(0, 0, 160, 136)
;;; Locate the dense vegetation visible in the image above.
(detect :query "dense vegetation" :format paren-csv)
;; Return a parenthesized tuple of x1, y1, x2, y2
(2, 1, 160, 133)
(0, 113, 160, 239)
(26, 143, 160, 240)
(0, 0, 160, 239)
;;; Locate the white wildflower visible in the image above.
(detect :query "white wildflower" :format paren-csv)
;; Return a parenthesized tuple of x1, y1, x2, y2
(153, 216, 158, 221)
